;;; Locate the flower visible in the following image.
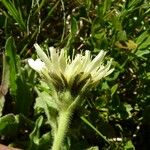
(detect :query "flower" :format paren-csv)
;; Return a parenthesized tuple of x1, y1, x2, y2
(28, 43, 114, 94)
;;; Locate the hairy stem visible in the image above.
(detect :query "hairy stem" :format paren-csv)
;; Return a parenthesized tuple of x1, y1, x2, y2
(51, 110, 72, 150)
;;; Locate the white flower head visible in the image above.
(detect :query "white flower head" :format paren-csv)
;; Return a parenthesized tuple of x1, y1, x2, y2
(29, 43, 114, 94)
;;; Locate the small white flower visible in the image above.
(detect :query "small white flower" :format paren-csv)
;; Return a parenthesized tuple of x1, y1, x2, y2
(29, 43, 114, 93)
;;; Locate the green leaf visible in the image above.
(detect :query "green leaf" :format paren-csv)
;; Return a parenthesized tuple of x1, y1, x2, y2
(116, 30, 127, 41)
(137, 36, 150, 50)
(123, 103, 133, 118)
(103, 0, 111, 15)
(101, 81, 109, 90)
(81, 116, 110, 144)
(135, 49, 150, 58)
(0, 114, 19, 137)
(35, 91, 58, 110)
(0, 96, 4, 117)
(71, 17, 78, 36)
(1, 0, 26, 31)
(94, 32, 105, 40)
(86, 146, 99, 150)
(146, 72, 150, 80)
(84, 0, 92, 10)
(5, 37, 34, 115)
(136, 31, 149, 45)
(111, 84, 118, 97)
(124, 140, 135, 150)
(15, 74, 34, 116)
(34, 89, 58, 132)
(38, 132, 52, 150)
(29, 116, 43, 150)
(112, 17, 122, 31)
(5, 37, 17, 95)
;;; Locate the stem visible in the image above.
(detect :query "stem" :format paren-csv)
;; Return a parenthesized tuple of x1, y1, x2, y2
(51, 110, 72, 150)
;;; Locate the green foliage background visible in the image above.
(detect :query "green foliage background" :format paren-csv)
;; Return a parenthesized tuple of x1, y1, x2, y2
(0, 0, 150, 149)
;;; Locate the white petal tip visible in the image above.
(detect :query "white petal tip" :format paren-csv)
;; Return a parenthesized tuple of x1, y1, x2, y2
(28, 58, 46, 72)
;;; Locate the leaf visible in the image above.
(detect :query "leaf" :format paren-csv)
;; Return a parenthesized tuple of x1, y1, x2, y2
(124, 103, 133, 118)
(92, 31, 108, 48)
(1, 0, 26, 31)
(29, 116, 43, 150)
(103, 0, 111, 15)
(15, 74, 34, 116)
(86, 146, 99, 150)
(137, 35, 150, 49)
(71, 17, 78, 36)
(136, 31, 150, 50)
(5, 37, 17, 95)
(135, 49, 150, 58)
(0, 54, 10, 95)
(84, 0, 92, 9)
(5, 37, 34, 115)
(38, 132, 52, 150)
(124, 140, 135, 150)
(0, 114, 19, 137)
(136, 31, 149, 45)
(81, 116, 110, 144)
(0, 53, 10, 116)
(112, 17, 122, 31)
(35, 90, 58, 111)
(34, 89, 58, 132)
(0, 96, 4, 117)
(94, 32, 105, 40)
(111, 84, 118, 97)
(116, 30, 127, 41)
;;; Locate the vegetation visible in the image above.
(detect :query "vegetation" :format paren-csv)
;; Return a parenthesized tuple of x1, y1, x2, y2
(0, 0, 150, 149)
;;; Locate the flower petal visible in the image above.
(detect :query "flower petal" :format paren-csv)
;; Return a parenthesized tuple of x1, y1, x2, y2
(79, 50, 91, 72)
(49, 47, 60, 74)
(34, 43, 51, 68)
(58, 48, 67, 73)
(85, 50, 106, 73)
(65, 54, 82, 81)
(93, 59, 113, 82)
(28, 58, 46, 73)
